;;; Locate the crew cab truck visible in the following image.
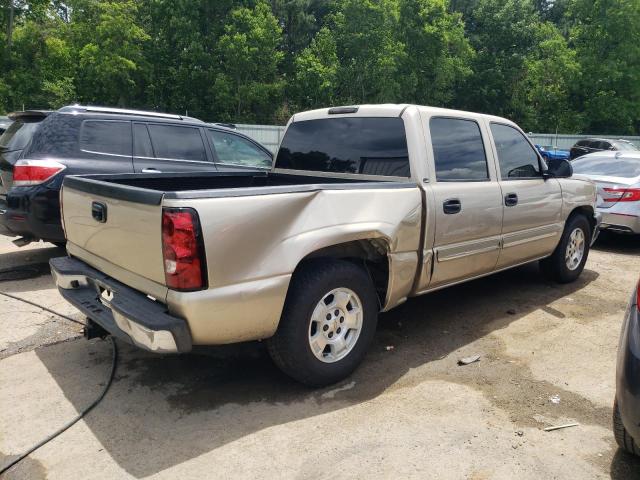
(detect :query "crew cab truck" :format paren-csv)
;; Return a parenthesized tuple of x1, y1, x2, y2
(51, 104, 600, 386)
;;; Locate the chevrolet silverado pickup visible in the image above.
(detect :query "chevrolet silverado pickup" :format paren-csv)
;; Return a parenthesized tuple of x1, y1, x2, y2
(51, 104, 600, 386)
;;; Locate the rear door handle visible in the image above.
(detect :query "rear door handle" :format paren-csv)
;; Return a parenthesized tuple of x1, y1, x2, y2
(443, 198, 462, 215)
(142, 168, 162, 173)
(504, 193, 518, 207)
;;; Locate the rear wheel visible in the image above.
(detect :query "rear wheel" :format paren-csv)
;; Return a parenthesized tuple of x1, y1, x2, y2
(540, 214, 590, 283)
(614, 399, 640, 456)
(267, 259, 378, 387)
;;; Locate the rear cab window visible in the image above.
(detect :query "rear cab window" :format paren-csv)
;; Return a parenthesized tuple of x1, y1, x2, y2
(430, 117, 489, 181)
(275, 117, 410, 177)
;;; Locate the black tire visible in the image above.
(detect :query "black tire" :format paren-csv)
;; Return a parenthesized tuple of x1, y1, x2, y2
(614, 399, 640, 456)
(266, 259, 378, 387)
(540, 214, 591, 283)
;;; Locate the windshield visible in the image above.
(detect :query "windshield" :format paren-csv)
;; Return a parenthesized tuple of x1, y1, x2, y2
(275, 117, 410, 177)
(572, 157, 640, 178)
(0, 119, 42, 151)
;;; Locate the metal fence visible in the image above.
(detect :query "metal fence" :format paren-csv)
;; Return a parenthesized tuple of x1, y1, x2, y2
(235, 124, 640, 153)
(235, 124, 285, 154)
(528, 133, 640, 150)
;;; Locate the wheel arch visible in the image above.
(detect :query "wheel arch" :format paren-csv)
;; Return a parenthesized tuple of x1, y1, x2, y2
(567, 205, 596, 235)
(291, 239, 391, 310)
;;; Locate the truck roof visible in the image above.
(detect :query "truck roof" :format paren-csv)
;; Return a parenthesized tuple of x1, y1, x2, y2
(291, 104, 517, 127)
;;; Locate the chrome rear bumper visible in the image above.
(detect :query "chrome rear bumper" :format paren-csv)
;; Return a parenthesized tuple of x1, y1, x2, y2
(50, 256, 192, 353)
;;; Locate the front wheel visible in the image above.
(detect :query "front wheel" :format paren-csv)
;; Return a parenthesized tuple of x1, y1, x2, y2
(540, 214, 591, 283)
(266, 259, 378, 387)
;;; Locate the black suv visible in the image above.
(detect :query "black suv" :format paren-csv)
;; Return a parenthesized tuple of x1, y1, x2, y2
(0, 105, 272, 246)
(569, 138, 638, 160)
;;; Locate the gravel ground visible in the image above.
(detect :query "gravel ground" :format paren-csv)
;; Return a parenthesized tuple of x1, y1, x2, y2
(0, 233, 639, 479)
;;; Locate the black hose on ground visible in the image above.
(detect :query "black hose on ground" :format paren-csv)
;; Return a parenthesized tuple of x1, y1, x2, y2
(0, 289, 118, 475)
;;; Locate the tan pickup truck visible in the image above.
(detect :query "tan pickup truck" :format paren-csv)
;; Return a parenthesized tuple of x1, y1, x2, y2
(51, 104, 600, 386)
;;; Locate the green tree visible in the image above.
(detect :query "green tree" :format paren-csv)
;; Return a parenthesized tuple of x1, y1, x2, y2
(136, 0, 235, 118)
(214, 0, 284, 123)
(398, 0, 473, 107)
(70, 0, 149, 107)
(292, 27, 338, 109)
(461, 0, 541, 123)
(569, 0, 640, 134)
(2, 17, 75, 110)
(331, 0, 405, 104)
(519, 22, 582, 132)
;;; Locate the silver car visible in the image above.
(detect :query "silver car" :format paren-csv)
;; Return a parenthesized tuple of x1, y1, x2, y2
(572, 152, 640, 234)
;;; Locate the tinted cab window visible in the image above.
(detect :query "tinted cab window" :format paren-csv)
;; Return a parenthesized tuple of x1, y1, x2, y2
(491, 123, 541, 179)
(430, 117, 489, 181)
(276, 117, 410, 177)
(209, 129, 271, 168)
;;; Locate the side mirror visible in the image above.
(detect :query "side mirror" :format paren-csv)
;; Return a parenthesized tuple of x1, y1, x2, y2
(546, 158, 573, 178)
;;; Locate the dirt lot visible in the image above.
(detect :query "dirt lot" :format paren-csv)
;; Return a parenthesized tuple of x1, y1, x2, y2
(1, 234, 639, 479)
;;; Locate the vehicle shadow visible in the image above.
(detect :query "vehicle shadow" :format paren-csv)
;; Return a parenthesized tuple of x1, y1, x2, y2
(610, 449, 640, 479)
(593, 231, 640, 255)
(33, 262, 625, 477)
(0, 244, 64, 293)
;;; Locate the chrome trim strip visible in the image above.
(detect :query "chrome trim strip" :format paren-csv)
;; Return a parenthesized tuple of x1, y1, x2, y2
(502, 223, 562, 249)
(435, 237, 501, 262)
(502, 231, 558, 248)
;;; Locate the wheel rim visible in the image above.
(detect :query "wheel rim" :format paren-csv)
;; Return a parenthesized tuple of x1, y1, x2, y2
(565, 227, 586, 271)
(308, 287, 363, 363)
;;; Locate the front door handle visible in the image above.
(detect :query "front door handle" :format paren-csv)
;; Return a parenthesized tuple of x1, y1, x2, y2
(142, 168, 162, 173)
(443, 198, 462, 215)
(504, 193, 518, 207)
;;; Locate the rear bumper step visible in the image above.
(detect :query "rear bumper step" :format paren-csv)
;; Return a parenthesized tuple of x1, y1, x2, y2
(50, 256, 192, 353)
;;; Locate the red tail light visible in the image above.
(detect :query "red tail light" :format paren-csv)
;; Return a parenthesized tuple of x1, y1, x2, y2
(161, 208, 206, 291)
(13, 159, 66, 186)
(603, 187, 640, 202)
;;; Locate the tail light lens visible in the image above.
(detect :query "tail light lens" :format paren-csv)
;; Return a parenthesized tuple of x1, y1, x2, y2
(602, 187, 640, 203)
(161, 208, 206, 291)
(13, 159, 66, 186)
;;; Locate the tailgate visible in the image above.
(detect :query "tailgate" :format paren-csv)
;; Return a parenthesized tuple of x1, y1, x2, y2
(62, 177, 167, 293)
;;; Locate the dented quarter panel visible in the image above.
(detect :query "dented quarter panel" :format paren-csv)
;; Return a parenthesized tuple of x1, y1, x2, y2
(163, 185, 422, 343)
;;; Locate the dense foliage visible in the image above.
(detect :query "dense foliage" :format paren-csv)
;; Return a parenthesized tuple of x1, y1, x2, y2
(1, 0, 639, 133)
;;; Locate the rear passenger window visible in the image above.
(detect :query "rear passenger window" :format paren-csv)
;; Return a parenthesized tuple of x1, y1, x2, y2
(147, 125, 207, 162)
(80, 120, 131, 156)
(133, 124, 153, 157)
(430, 117, 489, 181)
(490, 123, 541, 179)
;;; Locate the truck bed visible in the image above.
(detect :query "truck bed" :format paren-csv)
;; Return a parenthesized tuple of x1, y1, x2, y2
(63, 171, 412, 204)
